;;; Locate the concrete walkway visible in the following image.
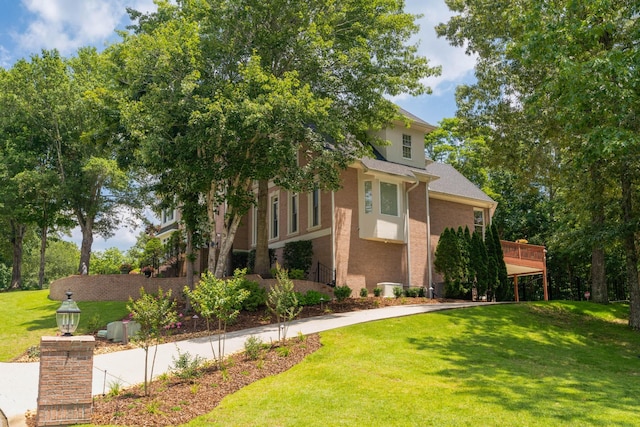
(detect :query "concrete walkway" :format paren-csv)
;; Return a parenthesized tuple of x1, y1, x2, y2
(1, 301, 487, 426)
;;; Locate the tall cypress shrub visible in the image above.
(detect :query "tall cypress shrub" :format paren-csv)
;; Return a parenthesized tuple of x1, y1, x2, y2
(470, 230, 489, 299)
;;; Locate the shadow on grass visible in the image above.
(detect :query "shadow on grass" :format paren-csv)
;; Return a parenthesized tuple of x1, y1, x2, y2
(406, 303, 640, 426)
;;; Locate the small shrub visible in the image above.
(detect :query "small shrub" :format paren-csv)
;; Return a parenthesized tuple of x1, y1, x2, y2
(373, 287, 382, 297)
(27, 345, 40, 359)
(334, 285, 352, 302)
(418, 287, 427, 298)
(283, 240, 313, 273)
(276, 346, 290, 357)
(108, 380, 123, 397)
(244, 336, 264, 360)
(239, 278, 267, 311)
(359, 288, 368, 298)
(171, 348, 204, 380)
(392, 286, 403, 298)
(404, 287, 420, 298)
(300, 290, 330, 306)
(288, 268, 306, 280)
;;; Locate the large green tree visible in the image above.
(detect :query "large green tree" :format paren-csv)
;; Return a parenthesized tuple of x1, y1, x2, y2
(120, 0, 438, 279)
(438, 0, 640, 325)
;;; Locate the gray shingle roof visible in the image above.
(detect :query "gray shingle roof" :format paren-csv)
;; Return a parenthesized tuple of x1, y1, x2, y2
(425, 162, 495, 204)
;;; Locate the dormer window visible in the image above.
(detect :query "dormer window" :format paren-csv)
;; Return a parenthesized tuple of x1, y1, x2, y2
(402, 134, 412, 159)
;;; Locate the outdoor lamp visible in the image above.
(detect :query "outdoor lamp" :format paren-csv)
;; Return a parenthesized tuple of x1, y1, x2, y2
(56, 291, 81, 336)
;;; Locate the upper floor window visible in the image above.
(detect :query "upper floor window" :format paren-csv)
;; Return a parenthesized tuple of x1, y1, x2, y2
(380, 182, 399, 216)
(270, 194, 279, 239)
(289, 192, 298, 234)
(364, 180, 373, 214)
(309, 187, 321, 228)
(474, 209, 485, 236)
(402, 134, 412, 159)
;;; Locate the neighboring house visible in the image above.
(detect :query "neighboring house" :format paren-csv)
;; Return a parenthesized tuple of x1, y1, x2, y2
(230, 108, 497, 293)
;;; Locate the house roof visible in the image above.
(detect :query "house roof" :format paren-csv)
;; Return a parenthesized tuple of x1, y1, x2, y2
(360, 157, 425, 180)
(396, 107, 436, 132)
(425, 162, 496, 205)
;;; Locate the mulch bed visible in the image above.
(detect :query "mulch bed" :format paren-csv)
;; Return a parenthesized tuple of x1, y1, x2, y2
(23, 297, 455, 426)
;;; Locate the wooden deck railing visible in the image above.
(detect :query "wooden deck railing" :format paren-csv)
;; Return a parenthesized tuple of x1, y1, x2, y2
(500, 240, 546, 265)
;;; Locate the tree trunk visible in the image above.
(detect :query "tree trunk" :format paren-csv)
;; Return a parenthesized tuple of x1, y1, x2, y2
(206, 183, 218, 274)
(621, 171, 640, 328)
(589, 165, 608, 303)
(214, 214, 242, 278)
(38, 225, 48, 289)
(77, 216, 94, 275)
(185, 228, 195, 290)
(10, 220, 26, 289)
(254, 179, 270, 276)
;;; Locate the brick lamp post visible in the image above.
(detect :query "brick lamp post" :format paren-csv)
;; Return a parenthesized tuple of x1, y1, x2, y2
(36, 291, 95, 427)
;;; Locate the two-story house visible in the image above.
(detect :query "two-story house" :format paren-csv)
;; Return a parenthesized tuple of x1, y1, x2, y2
(228, 108, 497, 293)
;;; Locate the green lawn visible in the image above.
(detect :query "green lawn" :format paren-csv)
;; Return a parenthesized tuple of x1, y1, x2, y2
(0, 289, 129, 361)
(186, 302, 640, 426)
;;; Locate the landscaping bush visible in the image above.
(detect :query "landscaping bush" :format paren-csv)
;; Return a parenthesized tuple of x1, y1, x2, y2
(239, 278, 267, 312)
(171, 348, 204, 380)
(373, 287, 382, 297)
(360, 288, 368, 298)
(334, 285, 352, 302)
(283, 240, 313, 274)
(288, 269, 306, 280)
(244, 336, 264, 361)
(392, 286, 403, 298)
(404, 287, 420, 298)
(298, 290, 331, 306)
(231, 251, 250, 272)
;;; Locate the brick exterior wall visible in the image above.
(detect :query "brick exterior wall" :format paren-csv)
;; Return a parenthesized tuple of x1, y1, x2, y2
(334, 169, 407, 291)
(50, 275, 197, 302)
(36, 336, 95, 427)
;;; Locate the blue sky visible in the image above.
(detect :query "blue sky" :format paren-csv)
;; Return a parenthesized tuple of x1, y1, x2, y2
(0, 0, 477, 251)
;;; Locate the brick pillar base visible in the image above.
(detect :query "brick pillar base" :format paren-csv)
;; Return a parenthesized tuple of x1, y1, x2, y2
(36, 336, 95, 427)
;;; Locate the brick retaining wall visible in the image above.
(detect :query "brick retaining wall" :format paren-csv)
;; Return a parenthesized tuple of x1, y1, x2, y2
(50, 274, 334, 302)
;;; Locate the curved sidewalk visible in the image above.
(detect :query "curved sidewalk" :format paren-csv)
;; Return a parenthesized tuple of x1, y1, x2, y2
(1, 301, 488, 426)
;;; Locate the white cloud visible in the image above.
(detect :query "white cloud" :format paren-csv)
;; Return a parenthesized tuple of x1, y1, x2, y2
(16, 0, 157, 55)
(406, 0, 477, 96)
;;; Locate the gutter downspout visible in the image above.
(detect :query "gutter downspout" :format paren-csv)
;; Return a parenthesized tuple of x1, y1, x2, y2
(405, 180, 420, 287)
(426, 183, 433, 290)
(331, 191, 336, 284)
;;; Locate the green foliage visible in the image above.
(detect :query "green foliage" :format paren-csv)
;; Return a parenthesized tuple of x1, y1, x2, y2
(171, 348, 204, 380)
(185, 269, 250, 365)
(392, 286, 403, 299)
(434, 228, 471, 299)
(404, 287, 420, 298)
(373, 287, 382, 297)
(90, 247, 129, 275)
(334, 285, 353, 302)
(267, 265, 303, 343)
(127, 287, 178, 396)
(470, 230, 489, 298)
(296, 290, 331, 306)
(0, 263, 11, 291)
(359, 288, 368, 298)
(244, 336, 264, 361)
(238, 278, 267, 312)
(231, 251, 250, 272)
(283, 240, 313, 274)
(288, 269, 306, 280)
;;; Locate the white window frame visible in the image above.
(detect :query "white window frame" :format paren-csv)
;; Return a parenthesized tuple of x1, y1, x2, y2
(402, 134, 412, 159)
(288, 192, 299, 235)
(270, 193, 279, 240)
(364, 180, 373, 214)
(308, 187, 321, 229)
(474, 208, 485, 237)
(380, 181, 399, 217)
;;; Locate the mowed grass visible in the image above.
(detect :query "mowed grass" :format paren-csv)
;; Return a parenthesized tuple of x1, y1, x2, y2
(0, 289, 129, 361)
(187, 302, 640, 427)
